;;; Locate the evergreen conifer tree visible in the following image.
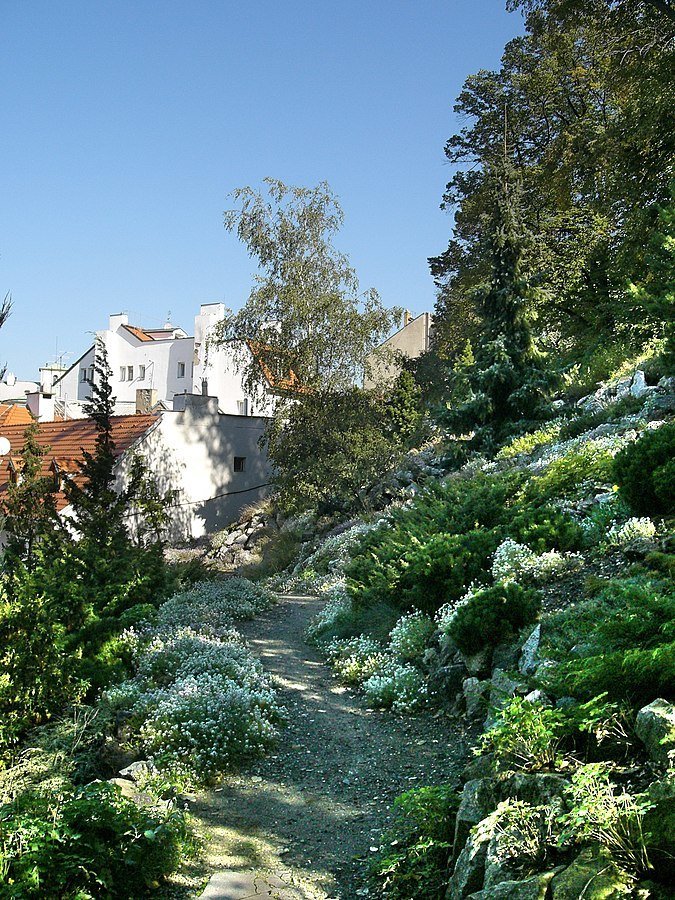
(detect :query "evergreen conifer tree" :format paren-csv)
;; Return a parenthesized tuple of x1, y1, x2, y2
(439, 163, 554, 452)
(3, 422, 58, 573)
(628, 182, 675, 375)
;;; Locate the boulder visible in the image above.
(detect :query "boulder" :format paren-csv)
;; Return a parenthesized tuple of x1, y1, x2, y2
(635, 698, 675, 768)
(453, 778, 500, 858)
(643, 775, 675, 882)
(630, 369, 654, 399)
(463, 677, 491, 719)
(524, 689, 552, 707)
(550, 846, 633, 898)
(428, 664, 466, 703)
(485, 669, 526, 729)
(464, 648, 492, 676)
(452, 773, 568, 862)
(447, 810, 500, 899)
(118, 759, 153, 782)
(492, 642, 520, 671)
(468, 871, 558, 899)
(519, 625, 541, 676)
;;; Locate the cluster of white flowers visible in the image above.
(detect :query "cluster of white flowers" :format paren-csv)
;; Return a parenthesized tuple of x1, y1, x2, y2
(323, 636, 387, 685)
(103, 579, 282, 784)
(388, 612, 435, 663)
(606, 516, 657, 548)
(492, 538, 582, 584)
(362, 661, 427, 714)
(304, 583, 352, 642)
(137, 670, 281, 779)
(158, 578, 273, 628)
(297, 522, 376, 577)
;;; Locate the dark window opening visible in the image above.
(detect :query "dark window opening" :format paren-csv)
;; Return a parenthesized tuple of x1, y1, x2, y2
(233, 456, 246, 473)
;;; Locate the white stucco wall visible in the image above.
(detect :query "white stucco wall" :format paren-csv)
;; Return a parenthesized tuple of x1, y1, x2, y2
(116, 399, 273, 541)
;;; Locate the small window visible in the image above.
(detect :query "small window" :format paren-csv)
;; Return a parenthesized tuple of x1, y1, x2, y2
(233, 456, 246, 473)
(80, 368, 88, 383)
(127, 365, 134, 381)
(177, 362, 185, 378)
(120, 367, 126, 382)
(139, 365, 146, 380)
(237, 399, 248, 416)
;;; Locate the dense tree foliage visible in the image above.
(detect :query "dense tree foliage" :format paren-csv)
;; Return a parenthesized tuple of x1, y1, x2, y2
(264, 376, 425, 515)
(218, 178, 400, 401)
(429, 0, 674, 382)
(438, 165, 554, 450)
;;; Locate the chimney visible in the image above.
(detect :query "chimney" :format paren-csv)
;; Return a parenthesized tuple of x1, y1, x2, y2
(26, 391, 55, 422)
(4, 372, 16, 386)
(402, 309, 412, 328)
(136, 388, 158, 414)
(109, 312, 129, 331)
(172, 392, 218, 415)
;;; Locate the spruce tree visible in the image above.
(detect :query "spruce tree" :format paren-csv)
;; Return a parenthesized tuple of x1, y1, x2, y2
(3, 421, 58, 573)
(440, 164, 554, 452)
(628, 182, 675, 375)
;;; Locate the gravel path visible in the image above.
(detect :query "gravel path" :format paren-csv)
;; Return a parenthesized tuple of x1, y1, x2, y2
(190, 595, 468, 899)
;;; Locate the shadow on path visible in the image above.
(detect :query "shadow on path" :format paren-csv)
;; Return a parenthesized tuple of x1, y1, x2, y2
(192, 595, 466, 899)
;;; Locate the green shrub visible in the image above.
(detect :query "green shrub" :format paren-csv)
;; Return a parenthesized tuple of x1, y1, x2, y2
(541, 576, 675, 664)
(614, 423, 675, 514)
(394, 529, 501, 615)
(480, 697, 565, 771)
(370, 784, 459, 900)
(524, 442, 615, 504)
(446, 583, 541, 656)
(0, 781, 193, 898)
(544, 642, 675, 708)
(346, 473, 526, 614)
(507, 503, 585, 552)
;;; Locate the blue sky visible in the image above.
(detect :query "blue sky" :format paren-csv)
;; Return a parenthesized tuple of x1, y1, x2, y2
(1, 1, 522, 379)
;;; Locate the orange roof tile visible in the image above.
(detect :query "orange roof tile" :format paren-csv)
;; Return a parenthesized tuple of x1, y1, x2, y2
(246, 340, 307, 394)
(0, 404, 34, 427)
(0, 413, 158, 512)
(122, 324, 154, 342)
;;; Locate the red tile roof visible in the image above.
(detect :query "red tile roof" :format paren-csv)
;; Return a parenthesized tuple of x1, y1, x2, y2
(246, 340, 307, 394)
(122, 324, 154, 342)
(0, 414, 158, 512)
(0, 404, 34, 427)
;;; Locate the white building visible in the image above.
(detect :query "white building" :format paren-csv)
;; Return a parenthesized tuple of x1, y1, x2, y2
(49, 304, 280, 420)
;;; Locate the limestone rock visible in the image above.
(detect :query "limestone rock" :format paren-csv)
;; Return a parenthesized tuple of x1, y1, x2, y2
(519, 625, 541, 676)
(453, 778, 500, 858)
(643, 775, 675, 882)
(635, 698, 675, 768)
(524, 689, 552, 707)
(485, 669, 526, 729)
(118, 759, 153, 782)
(447, 810, 500, 899)
(463, 677, 490, 718)
(550, 846, 633, 898)
(467, 871, 558, 899)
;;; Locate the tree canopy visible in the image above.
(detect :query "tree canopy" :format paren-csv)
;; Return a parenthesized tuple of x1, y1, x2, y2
(217, 178, 400, 399)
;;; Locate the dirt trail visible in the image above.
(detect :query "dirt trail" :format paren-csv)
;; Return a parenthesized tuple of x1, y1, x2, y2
(190, 595, 467, 899)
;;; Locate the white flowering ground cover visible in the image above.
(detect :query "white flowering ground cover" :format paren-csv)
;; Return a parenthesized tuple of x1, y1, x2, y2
(104, 580, 283, 785)
(311, 597, 433, 713)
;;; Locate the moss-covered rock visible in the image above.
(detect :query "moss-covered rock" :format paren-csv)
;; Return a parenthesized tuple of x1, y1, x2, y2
(635, 699, 675, 768)
(643, 775, 675, 883)
(550, 846, 634, 898)
(468, 870, 559, 899)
